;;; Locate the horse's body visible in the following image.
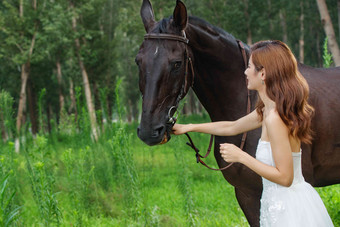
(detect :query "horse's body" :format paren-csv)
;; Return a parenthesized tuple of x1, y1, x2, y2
(136, 1, 340, 226)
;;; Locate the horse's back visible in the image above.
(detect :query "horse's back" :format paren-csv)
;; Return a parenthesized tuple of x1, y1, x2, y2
(299, 64, 340, 187)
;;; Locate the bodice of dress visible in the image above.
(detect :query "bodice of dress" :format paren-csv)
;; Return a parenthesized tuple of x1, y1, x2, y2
(255, 139, 305, 189)
(256, 139, 334, 227)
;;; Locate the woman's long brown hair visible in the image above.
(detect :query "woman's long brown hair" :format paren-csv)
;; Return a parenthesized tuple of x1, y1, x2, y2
(251, 40, 314, 144)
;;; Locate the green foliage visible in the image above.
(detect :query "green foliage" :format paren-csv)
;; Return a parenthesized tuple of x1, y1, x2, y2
(24, 134, 61, 225)
(1, 0, 339, 126)
(108, 125, 142, 219)
(38, 88, 46, 133)
(0, 114, 338, 225)
(0, 90, 15, 140)
(0, 174, 21, 227)
(114, 78, 124, 122)
(316, 185, 340, 227)
(174, 151, 198, 226)
(323, 37, 333, 68)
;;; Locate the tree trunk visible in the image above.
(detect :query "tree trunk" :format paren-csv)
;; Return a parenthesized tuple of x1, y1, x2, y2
(15, 63, 30, 153)
(316, 0, 340, 66)
(279, 9, 288, 44)
(27, 79, 38, 135)
(47, 104, 53, 133)
(78, 58, 99, 141)
(267, 0, 274, 33)
(243, 0, 252, 45)
(56, 60, 65, 113)
(16, 0, 37, 153)
(93, 82, 101, 113)
(20, 0, 23, 17)
(106, 95, 112, 122)
(127, 99, 133, 123)
(0, 111, 8, 142)
(338, 0, 340, 40)
(316, 32, 323, 67)
(299, 0, 305, 63)
(70, 2, 99, 141)
(68, 78, 77, 115)
(16, 63, 29, 135)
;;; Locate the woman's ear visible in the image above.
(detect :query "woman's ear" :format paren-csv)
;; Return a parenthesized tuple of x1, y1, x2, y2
(260, 68, 266, 81)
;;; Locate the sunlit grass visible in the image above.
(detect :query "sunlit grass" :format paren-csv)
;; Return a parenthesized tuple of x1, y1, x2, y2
(0, 114, 338, 226)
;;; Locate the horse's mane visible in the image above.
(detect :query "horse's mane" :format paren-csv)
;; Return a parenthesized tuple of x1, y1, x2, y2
(189, 16, 248, 52)
(151, 15, 239, 47)
(151, 17, 172, 33)
(188, 16, 236, 41)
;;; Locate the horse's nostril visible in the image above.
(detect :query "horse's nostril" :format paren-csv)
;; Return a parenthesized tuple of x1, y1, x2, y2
(152, 125, 165, 138)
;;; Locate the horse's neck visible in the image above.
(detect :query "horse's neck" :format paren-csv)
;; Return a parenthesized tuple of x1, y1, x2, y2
(186, 21, 251, 121)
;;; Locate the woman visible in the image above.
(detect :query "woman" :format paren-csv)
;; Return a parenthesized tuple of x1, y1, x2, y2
(172, 40, 333, 226)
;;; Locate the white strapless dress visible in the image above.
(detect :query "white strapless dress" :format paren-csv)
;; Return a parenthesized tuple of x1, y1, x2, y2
(255, 139, 334, 227)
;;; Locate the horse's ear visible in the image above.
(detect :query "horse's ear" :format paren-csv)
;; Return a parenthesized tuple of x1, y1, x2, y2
(141, 0, 156, 33)
(173, 0, 188, 30)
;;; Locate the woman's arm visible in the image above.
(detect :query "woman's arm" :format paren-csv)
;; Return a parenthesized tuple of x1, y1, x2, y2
(172, 110, 262, 136)
(220, 111, 294, 187)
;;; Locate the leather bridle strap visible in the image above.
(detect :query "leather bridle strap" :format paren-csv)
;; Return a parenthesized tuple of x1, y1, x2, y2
(144, 33, 189, 44)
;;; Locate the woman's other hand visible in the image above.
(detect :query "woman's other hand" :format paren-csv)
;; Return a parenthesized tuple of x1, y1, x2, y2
(219, 143, 245, 163)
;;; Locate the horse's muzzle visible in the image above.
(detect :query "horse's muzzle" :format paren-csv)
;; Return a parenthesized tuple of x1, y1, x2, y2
(137, 123, 171, 146)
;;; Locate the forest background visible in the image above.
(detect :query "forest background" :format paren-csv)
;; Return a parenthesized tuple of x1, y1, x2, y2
(0, 0, 339, 226)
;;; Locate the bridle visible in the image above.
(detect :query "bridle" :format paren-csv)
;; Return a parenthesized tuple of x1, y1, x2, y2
(144, 31, 251, 171)
(144, 31, 194, 107)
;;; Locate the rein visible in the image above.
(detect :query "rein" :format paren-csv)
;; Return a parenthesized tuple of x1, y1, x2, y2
(144, 32, 250, 171)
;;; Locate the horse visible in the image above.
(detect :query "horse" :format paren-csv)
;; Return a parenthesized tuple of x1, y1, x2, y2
(135, 0, 340, 226)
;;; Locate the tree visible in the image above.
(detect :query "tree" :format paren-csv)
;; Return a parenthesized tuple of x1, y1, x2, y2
(316, 0, 340, 66)
(1, 0, 41, 151)
(69, 1, 99, 141)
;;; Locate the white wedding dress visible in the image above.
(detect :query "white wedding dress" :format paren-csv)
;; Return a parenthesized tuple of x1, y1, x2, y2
(255, 139, 334, 227)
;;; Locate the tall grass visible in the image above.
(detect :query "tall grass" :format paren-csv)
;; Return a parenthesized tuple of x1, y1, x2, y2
(0, 90, 15, 141)
(24, 135, 61, 226)
(0, 174, 21, 226)
(109, 125, 141, 219)
(0, 89, 338, 226)
(38, 89, 46, 134)
(323, 37, 333, 68)
(174, 148, 198, 226)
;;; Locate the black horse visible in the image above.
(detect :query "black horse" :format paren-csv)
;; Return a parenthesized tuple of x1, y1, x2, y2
(136, 0, 340, 226)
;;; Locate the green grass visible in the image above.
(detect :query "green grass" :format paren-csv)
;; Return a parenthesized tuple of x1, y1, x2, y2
(0, 114, 338, 226)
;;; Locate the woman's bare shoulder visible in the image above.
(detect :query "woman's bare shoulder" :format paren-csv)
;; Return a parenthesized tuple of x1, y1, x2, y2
(264, 109, 288, 132)
(264, 109, 281, 122)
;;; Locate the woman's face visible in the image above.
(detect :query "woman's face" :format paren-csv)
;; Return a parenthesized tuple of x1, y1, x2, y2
(245, 55, 263, 90)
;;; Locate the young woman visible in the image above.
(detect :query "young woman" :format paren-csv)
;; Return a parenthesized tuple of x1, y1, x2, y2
(172, 40, 334, 226)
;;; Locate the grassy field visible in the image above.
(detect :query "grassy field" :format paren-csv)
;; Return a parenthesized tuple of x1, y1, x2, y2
(0, 114, 339, 226)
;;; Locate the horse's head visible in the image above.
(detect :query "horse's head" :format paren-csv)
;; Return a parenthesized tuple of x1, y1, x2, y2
(136, 0, 194, 146)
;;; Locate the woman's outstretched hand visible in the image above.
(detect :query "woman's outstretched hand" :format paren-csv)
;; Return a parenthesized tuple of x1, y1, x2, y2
(171, 123, 192, 135)
(219, 143, 245, 163)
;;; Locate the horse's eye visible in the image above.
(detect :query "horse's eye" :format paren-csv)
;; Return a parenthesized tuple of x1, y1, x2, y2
(173, 61, 182, 70)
